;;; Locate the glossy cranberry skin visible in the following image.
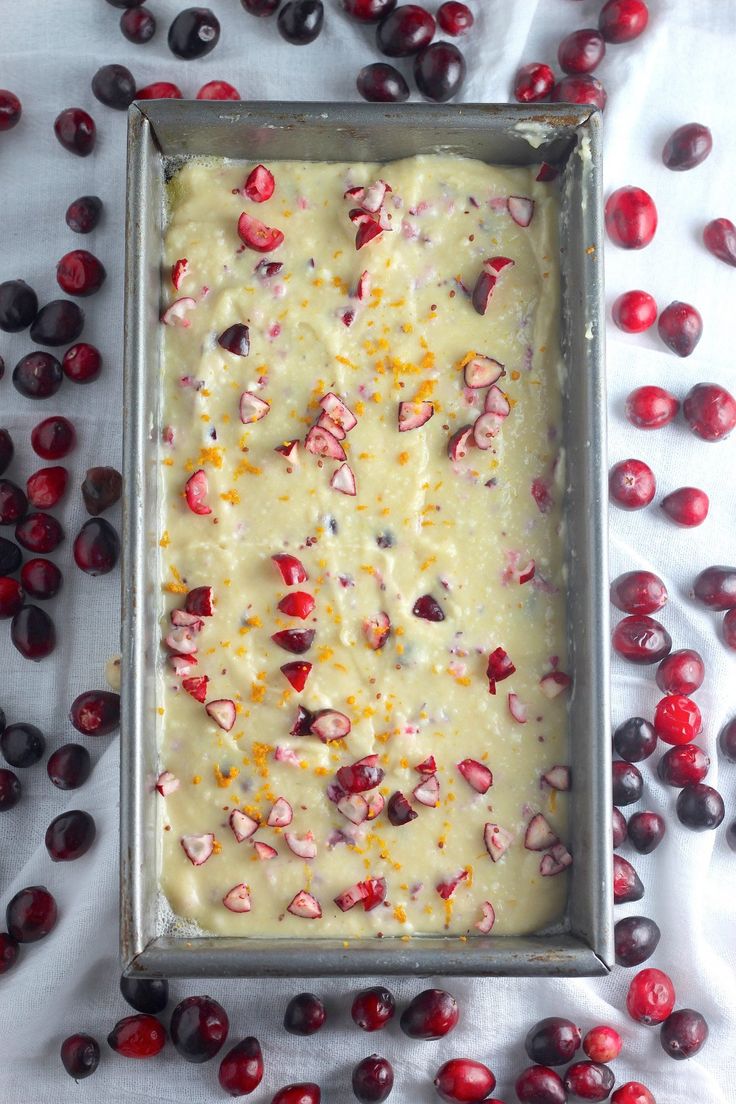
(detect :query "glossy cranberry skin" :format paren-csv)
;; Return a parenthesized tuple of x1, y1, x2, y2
(1, 722, 45, 767)
(0, 279, 38, 332)
(662, 123, 712, 171)
(614, 915, 660, 967)
(277, 0, 324, 43)
(583, 1026, 622, 1064)
(627, 811, 665, 854)
(357, 62, 410, 102)
(400, 988, 458, 1040)
(341, 0, 396, 21)
(612, 807, 627, 849)
(657, 744, 709, 788)
(0, 577, 24, 618)
(660, 1009, 708, 1061)
(613, 291, 657, 334)
(414, 42, 466, 102)
(612, 760, 643, 806)
(21, 558, 62, 600)
(12, 353, 63, 399)
(564, 1061, 615, 1101)
(656, 649, 704, 695)
(558, 29, 605, 74)
(412, 594, 445, 620)
(353, 1054, 394, 1103)
(272, 1085, 322, 1104)
(703, 218, 736, 267)
(120, 974, 169, 1013)
(434, 1057, 495, 1102)
(720, 717, 736, 761)
(63, 342, 102, 383)
(30, 299, 84, 346)
(352, 986, 396, 1031)
(0, 768, 21, 810)
(551, 75, 607, 110)
(11, 605, 56, 659)
(47, 743, 92, 790)
(657, 301, 702, 358)
(168, 7, 221, 58)
(515, 1065, 567, 1104)
(0, 930, 19, 973)
(70, 690, 120, 736)
(723, 608, 736, 650)
(610, 571, 667, 616)
(625, 385, 680, 431)
(108, 1014, 166, 1058)
(514, 63, 555, 104)
(653, 694, 701, 745)
(121, 6, 157, 43)
(0, 537, 21, 574)
(605, 187, 657, 249)
(599, 0, 648, 42)
(196, 81, 241, 100)
(57, 250, 106, 298)
(612, 614, 671, 665)
(676, 783, 725, 831)
(683, 383, 736, 442)
(283, 992, 326, 1035)
(437, 2, 473, 35)
(91, 64, 136, 109)
(27, 466, 68, 509)
(16, 512, 64, 554)
(377, 4, 435, 56)
(626, 968, 675, 1025)
(46, 809, 96, 862)
(613, 854, 644, 904)
(0, 90, 21, 131)
(73, 518, 120, 575)
(136, 81, 183, 99)
(692, 564, 736, 610)
(0, 480, 27, 525)
(609, 459, 655, 510)
(170, 995, 229, 1062)
(240, 0, 281, 13)
(60, 1033, 100, 1080)
(611, 1086, 655, 1104)
(6, 885, 58, 942)
(525, 1017, 580, 1066)
(218, 1036, 264, 1095)
(82, 467, 123, 516)
(54, 108, 96, 156)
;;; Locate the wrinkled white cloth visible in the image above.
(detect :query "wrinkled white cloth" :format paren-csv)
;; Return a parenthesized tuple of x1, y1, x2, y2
(1, 0, 735, 1101)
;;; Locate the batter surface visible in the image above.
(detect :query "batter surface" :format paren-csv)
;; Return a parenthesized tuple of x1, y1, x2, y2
(156, 154, 571, 939)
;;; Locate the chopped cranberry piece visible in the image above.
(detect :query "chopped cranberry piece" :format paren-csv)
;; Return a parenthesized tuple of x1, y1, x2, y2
(218, 1037, 264, 1094)
(610, 570, 667, 615)
(57, 250, 106, 297)
(486, 646, 515, 692)
(0, 90, 21, 131)
(73, 518, 120, 574)
(16, 512, 63, 554)
(337, 760, 384, 793)
(400, 989, 458, 1040)
(613, 853, 644, 903)
(357, 61, 410, 101)
(662, 123, 712, 171)
(136, 81, 183, 99)
(277, 591, 315, 619)
(609, 458, 655, 509)
(121, 7, 157, 43)
(654, 693, 701, 745)
(657, 743, 709, 787)
(66, 195, 103, 234)
(524, 1017, 581, 1066)
(197, 80, 241, 100)
(30, 300, 84, 346)
(186, 586, 215, 616)
(412, 593, 444, 621)
(54, 108, 96, 156)
(551, 74, 607, 110)
(277, 0, 325, 44)
(515, 1065, 567, 1104)
(625, 385, 679, 429)
(614, 915, 660, 968)
(414, 42, 466, 103)
(218, 323, 251, 356)
(513, 62, 555, 103)
(6, 885, 58, 942)
(703, 218, 736, 267)
(0, 768, 21, 811)
(45, 809, 96, 862)
(627, 810, 665, 854)
(271, 628, 315, 654)
(21, 558, 62, 600)
(11, 605, 56, 660)
(352, 987, 396, 1032)
(605, 186, 657, 249)
(0, 577, 24, 618)
(657, 301, 702, 357)
(47, 743, 92, 790)
(692, 564, 736, 609)
(676, 783, 725, 830)
(0, 279, 38, 331)
(82, 467, 122, 515)
(376, 4, 435, 56)
(599, 0, 649, 42)
(91, 63, 136, 110)
(660, 1008, 708, 1060)
(655, 648, 704, 695)
(434, 1058, 495, 1103)
(612, 759, 643, 805)
(626, 968, 675, 1025)
(60, 1033, 100, 1080)
(244, 164, 275, 202)
(168, 7, 221, 58)
(107, 1014, 166, 1058)
(558, 29, 605, 74)
(683, 382, 736, 441)
(387, 790, 417, 825)
(613, 290, 657, 333)
(12, 352, 63, 399)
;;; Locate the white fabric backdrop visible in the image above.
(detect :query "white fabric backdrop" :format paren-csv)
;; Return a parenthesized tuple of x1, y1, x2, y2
(1, 0, 735, 1100)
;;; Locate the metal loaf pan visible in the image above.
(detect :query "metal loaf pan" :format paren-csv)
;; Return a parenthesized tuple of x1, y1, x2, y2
(121, 101, 610, 978)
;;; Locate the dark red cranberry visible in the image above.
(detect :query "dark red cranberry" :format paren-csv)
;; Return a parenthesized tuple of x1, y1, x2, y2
(91, 64, 136, 110)
(720, 717, 736, 761)
(219, 1036, 264, 1095)
(47, 743, 92, 790)
(357, 62, 410, 102)
(583, 1026, 622, 1064)
(0, 430, 12, 476)
(16, 512, 64, 554)
(241, 0, 281, 12)
(1, 722, 45, 767)
(66, 195, 103, 234)
(120, 973, 169, 1013)
(70, 690, 120, 736)
(513, 62, 555, 103)
(609, 459, 655, 509)
(676, 783, 724, 831)
(45, 809, 96, 862)
(692, 564, 736, 610)
(0, 537, 21, 574)
(0, 89, 21, 131)
(400, 988, 458, 1040)
(54, 108, 96, 156)
(613, 853, 644, 904)
(564, 1061, 615, 1101)
(30, 299, 85, 346)
(27, 466, 68, 509)
(277, 0, 324, 43)
(341, 0, 396, 20)
(21, 558, 62, 600)
(657, 301, 703, 358)
(599, 0, 648, 42)
(558, 28, 605, 74)
(0, 931, 20, 974)
(11, 605, 56, 660)
(121, 6, 157, 42)
(12, 352, 63, 399)
(656, 649, 704, 695)
(612, 807, 627, 848)
(170, 995, 229, 1062)
(612, 760, 643, 806)
(703, 218, 736, 267)
(654, 694, 701, 745)
(108, 1014, 166, 1058)
(626, 968, 675, 1025)
(0, 577, 24, 618)
(73, 518, 120, 575)
(515, 1065, 567, 1104)
(614, 915, 660, 967)
(412, 594, 444, 620)
(57, 250, 106, 297)
(625, 385, 680, 430)
(0, 768, 21, 810)
(353, 1054, 394, 1103)
(0, 480, 27, 525)
(136, 81, 183, 99)
(218, 324, 250, 357)
(272, 1086, 321, 1104)
(62, 342, 102, 383)
(610, 571, 667, 615)
(283, 992, 326, 1035)
(612, 290, 657, 334)
(723, 608, 736, 650)
(662, 123, 712, 171)
(658, 743, 709, 787)
(414, 41, 466, 102)
(377, 4, 435, 56)
(168, 6, 220, 57)
(612, 614, 671, 664)
(683, 383, 736, 442)
(605, 187, 657, 249)
(524, 1017, 581, 1066)
(352, 986, 396, 1031)
(6, 885, 58, 942)
(660, 1009, 708, 1061)
(437, 1, 473, 35)
(61, 1033, 100, 1080)
(82, 467, 123, 515)
(0, 279, 38, 331)
(551, 75, 607, 110)
(387, 789, 417, 825)
(627, 811, 665, 854)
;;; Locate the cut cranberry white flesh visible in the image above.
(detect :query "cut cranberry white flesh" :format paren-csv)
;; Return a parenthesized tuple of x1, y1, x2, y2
(205, 698, 236, 732)
(280, 661, 312, 691)
(337, 793, 369, 824)
(484, 385, 511, 417)
(274, 745, 301, 767)
(171, 258, 189, 289)
(517, 559, 536, 585)
(330, 463, 357, 496)
(223, 883, 251, 913)
(287, 890, 322, 918)
(181, 833, 214, 866)
(186, 585, 215, 616)
(413, 774, 440, 807)
(185, 469, 212, 515)
(457, 758, 493, 794)
(243, 164, 275, 203)
(542, 765, 571, 791)
(170, 655, 196, 676)
(274, 439, 299, 464)
(165, 627, 198, 655)
(508, 692, 528, 723)
(540, 842, 572, 876)
(344, 185, 366, 203)
(484, 822, 513, 862)
(161, 296, 197, 327)
(507, 195, 535, 227)
(448, 424, 475, 461)
(475, 901, 496, 933)
(267, 796, 293, 828)
(362, 611, 391, 650)
(271, 628, 315, 654)
(310, 709, 351, 742)
(229, 809, 259, 842)
(239, 391, 270, 424)
(524, 812, 559, 851)
(366, 792, 384, 820)
(464, 355, 505, 389)
(398, 400, 434, 432)
(472, 256, 514, 315)
(473, 412, 502, 449)
(436, 869, 468, 899)
(319, 392, 358, 432)
(361, 179, 391, 213)
(305, 425, 347, 461)
(334, 882, 368, 912)
(317, 411, 346, 440)
(415, 755, 437, 775)
(284, 831, 317, 859)
(254, 841, 278, 861)
(155, 770, 180, 797)
(334, 878, 386, 912)
(237, 210, 284, 252)
(271, 552, 308, 585)
(356, 269, 371, 300)
(540, 671, 572, 699)
(486, 647, 515, 693)
(170, 609, 204, 629)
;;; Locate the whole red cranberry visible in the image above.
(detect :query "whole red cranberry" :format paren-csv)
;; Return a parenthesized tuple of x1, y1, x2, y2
(1, 722, 45, 766)
(57, 250, 106, 297)
(45, 809, 96, 861)
(15, 512, 63, 554)
(21, 558, 62, 600)
(218, 1036, 264, 1095)
(70, 690, 120, 736)
(660, 1009, 708, 1060)
(11, 605, 56, 660)
(720, 717, 736, 761)
(676, 783, 725, 830)
(27, 466, 68, 509)
(723, 608, 736, 650)
(613, 853, 644, 904)
(605, 187, 657, 249)
(0, 90, 22, 131)
(683, 383, 736, 442)
(434, 1057, 495, 1102)
(438, 1, 473, 35)
(283, 992, 326, 1035)
(625, 385, 679, 429)
(662, 123, 712, 171)
(657, 301, 702, 357)
(610, 570, 667, 615)
(241, 0, 280, 11)
(61, 1033, 100, 1079)
(376, 4, 435, 56)
(0, 479, 28, 525)
(108, 1014, 166, 1058)
(564, 1061, 615, 1101)
(91, 64, 137, 110)
(30, 299, 84, 346)
(656, 649, 704, 695)
(613, 716, 657, 762)
(6, 885, 58, 942)
(654, 693, 701, 745)
(353, 1055, 394, 1103)
(612, 760, 643, 806)
(271, 1085, 322, 1104)
(515, 1064, 567, 1104)
(73, 518, 120, 575)
(31, 416, 76, 459)
(609, 459, 655, 510)
(66, 195, 103, 234)
(524, 1017, 581, 1065)
(613, 614, 671, 665)
(341, 0, 397, 20)
(136, 81, 183, 99)
(703, 217, 736, 267)
(514, 63, 555, 103)
(611, 1085, 655, 1104)
(168, 6, 221, 58)
(612, 806, 627, 848)
(357, 62, 410, 102)
(0, 279, 38, 331)
(0, 537, 21, 574)
(558, 28, 605, 74)
(54, 108, 96, 156)
(599, 0, 648, 42)
(661, 486, 708, 527)
(0, 931, 20, 973)
(196, 80, 241, 100)
(0, 577, 24, 618)
(551, 74, 607, 110)
(121, 6, 157, 43)
(277, 0, 325, 44)
(414, 41, 466, 102)
(120, 974, 169, 1015)
(62, 342, 102, 383)
(352, 986, 396, 1031)
(583, 1025, 622, 1063)
(612, 290, 657, 333)
(400, 988, 458, 1040)
(614, 916, 660, 968)
(0, 768, 21, 811)
(692, 565, 736, 610)
(170, 995, 229, 1062)
(627, 968, 675, 1025)
(12, 352, 63, 399)
(657, 743, 709, 787)
(627, 811, 666, 854)
(47, 743, 92, 790)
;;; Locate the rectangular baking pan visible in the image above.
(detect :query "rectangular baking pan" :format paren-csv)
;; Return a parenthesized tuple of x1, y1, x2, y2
(121, 101, 611, 978)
